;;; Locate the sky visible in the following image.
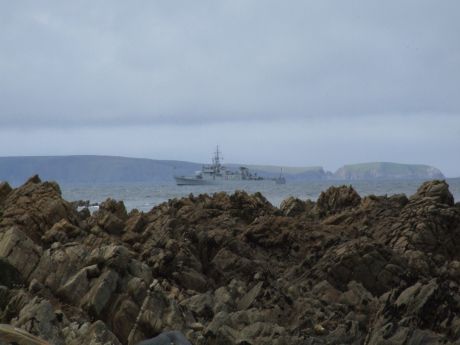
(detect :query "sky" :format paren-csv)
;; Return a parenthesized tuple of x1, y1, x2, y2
(0, 1, 459, 176)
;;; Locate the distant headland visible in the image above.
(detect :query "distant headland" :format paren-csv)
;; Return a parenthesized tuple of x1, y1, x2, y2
(0, 155, 445, 185)
(333, 162, 444, 180)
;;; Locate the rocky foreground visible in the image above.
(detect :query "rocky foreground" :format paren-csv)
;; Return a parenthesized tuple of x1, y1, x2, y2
(1, 176, 460, 345)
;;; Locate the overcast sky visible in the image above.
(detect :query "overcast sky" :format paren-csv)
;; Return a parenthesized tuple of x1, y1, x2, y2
(0, 1, 459, 176)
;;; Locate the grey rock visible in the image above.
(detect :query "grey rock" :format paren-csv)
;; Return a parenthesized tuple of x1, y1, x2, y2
(0, 227, 42, 280)
(81, 270, 119, 317)
(410, 180, 454, 206)
(135, 331, 192, 345)
(0, 257, 24, 288)
(316, 185, 361, 217)
(237, 281, 263, 311)
(181, 292, 214, 319)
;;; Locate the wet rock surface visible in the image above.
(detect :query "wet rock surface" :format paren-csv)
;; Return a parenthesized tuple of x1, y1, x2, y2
(0, 177, 459, 344)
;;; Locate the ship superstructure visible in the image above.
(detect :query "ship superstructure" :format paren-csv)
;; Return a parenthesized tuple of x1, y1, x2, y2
(174, 146, 263, 185)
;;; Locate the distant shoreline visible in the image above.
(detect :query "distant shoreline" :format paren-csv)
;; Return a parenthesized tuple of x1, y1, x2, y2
(0, 155, 447, 185)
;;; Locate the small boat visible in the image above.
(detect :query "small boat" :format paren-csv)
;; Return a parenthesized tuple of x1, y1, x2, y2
(274, 168, 286, 184)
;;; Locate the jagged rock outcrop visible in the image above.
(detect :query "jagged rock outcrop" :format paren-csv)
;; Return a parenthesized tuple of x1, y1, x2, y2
(279, 197, 314, 217)
(0, 175, 80, 244)
(0, 182, 12, 208)
(410, 179, 455, 206)
(315, 185, 361, 217)
(0, 176, 459, 345)
(367, 279, 460, 344)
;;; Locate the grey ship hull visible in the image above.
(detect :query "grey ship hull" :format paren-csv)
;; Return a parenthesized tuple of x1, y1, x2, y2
(174, 176, 219, 185)
(174, 176, 265, 186)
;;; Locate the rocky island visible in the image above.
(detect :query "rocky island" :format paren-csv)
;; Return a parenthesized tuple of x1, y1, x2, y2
(334, 162, 444, 180)
(1, 176, 460, 344)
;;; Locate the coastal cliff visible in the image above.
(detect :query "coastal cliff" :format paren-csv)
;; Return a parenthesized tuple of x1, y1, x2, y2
(1, 176, 460, 344)
(0, 156, 446, 185)
(334, 162, 444, 180)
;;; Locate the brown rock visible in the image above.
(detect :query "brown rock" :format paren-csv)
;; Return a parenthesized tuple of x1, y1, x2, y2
(0, 227, 42, 280)
(125, 212, 145, 233)
(99, 198, 128, 220)
(173, 268, 208, 293)
(42, 219, 83, 244)
(279, 197, 309, 217)
(181, 292, 214, 319)
(316, 185, 361, 217)
(0, 176, 79, 244)
(112, 298, 139, 344)
(0, 258, 24, 288)
(57, 268, 91, 304)
(30, 243, 91, 292)
(237, 281, 263, 311)
(11, 296, 65, 345)
(67, 320, 122, 345)
(98, 212, 125, 235)
(1, 176, 460, 345)
(410, 179, 454, 206)
(81, 270, 119, 317)
(0, 181, 12, 206)
(316, 239, 408, 296)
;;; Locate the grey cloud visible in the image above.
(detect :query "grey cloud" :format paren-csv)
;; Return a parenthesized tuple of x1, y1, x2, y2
(1, 1, 459, 128)
(0, 1, 459, 176)
(0, 114, 459, 176)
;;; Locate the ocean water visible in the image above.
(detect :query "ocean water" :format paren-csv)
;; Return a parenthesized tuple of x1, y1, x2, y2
(61, 178, 460, 212)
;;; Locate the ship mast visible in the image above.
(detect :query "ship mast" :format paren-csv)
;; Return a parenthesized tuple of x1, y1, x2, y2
(212, 145, 222, 175)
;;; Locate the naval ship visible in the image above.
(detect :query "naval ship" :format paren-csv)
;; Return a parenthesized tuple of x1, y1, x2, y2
(174, 147, 264, 185)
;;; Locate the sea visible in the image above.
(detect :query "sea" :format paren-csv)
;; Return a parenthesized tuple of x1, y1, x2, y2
(61, 178, 460, 212)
